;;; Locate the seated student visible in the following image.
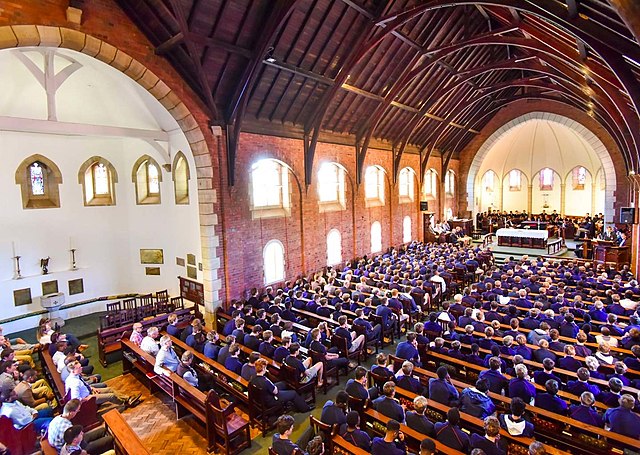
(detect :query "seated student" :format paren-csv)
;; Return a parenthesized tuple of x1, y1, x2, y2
(371, 419, 407, 455)
(419, 438, 436, 455)
(309, 328, 348, 370)
(430, 337, 447, 354)
(254, 309, 270, 331)
(447, 340, 465, 361)
(271, 415, 306, 455)
(243, 325, 262, 351)
(482, 345, 507, 372)
(466, 343, 484, 366)
(603, 393, 640, 438)
(413, 322, 429, 345)
(395, 361, 424, 395)
(479, 327, 498, 351)
(509, 364, 536, 404)
(273, 335, 291, 364)
(250, 359, 312, 413)
(428, 366, 459, 406)
(557, 345, 582, 372)
(395, 332, 421, 366)
(479, 357, 508, 395)
(346, 366, 377, 401)
(258, 330, 276, 358)
(284, 343, 323, 387)
(59, 424, 115, 455)
(533, 358, 562, 387)
(607, 361, 632, 387)
(459, 324, 477, 346)
(514, 334, 533, 360)
(166, 313, 183, 338)
(231, 318, 246, 344)
(139, 326, 160, 356)
(372, 381, 405, 423)
(499, 397, 534, 437)
(177, 350, 212, 391)
(371, 353, 395, 383)
(598, 377, 624, 408)
(203, 330, 221, 361)
(535, 379, 568, 415)
(405, 395, 434, 436)
(353, 308, 382, 342)
(434, 408, 470, 453)
(423, 313, 442, 336)
(570, 391, 603, 428)
(334, 315, 366, 354)
(574, 331, 593, 358)
(320, 390, 348, 427)
(216, 335, 235, 367)
(533, 339, 557, 364)
(240, 351, 260, 382)
(624, 344, 640, 370)
(470, 416, 506, 455)
(566, 367, 600, 397)
(459, 377, 496, 419)
(66, 360, 136, 408)
(584, 355, 606, 380)
(340, 410, 372, 451)
(223, 344, 243, 375)
(0, 385, 54, 435)
(185, 320, 205, 351)
(48, 399, 114, 454)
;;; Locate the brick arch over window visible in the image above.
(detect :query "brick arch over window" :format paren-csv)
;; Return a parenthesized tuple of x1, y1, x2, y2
(0, 25, 222, 309)
(15, 154, 63, 209)
(464, 110, 619, 223)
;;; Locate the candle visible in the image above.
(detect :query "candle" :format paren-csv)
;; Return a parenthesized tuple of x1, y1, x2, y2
(11, 241, 15, 258)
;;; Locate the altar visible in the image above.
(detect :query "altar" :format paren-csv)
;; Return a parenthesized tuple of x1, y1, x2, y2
(496, 228, 548, 249)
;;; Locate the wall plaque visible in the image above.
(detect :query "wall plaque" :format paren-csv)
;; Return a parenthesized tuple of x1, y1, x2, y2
(68, 278, 84, 295)
(187, 265, 197, 279)
(140, 249, 164, 264)
(42, 280, 58, 296)
(145, 266, 161, 276)
(176, 257, 185, 267)
(187, 253, 196, 266)
(14, 288, 32, 306)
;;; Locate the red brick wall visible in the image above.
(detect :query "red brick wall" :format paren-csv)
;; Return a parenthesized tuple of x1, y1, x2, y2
(221, 133, 452, 299)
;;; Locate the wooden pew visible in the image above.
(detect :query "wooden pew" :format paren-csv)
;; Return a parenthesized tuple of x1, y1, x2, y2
(102, 409, 152, 455)
(98, 305, 192, 366)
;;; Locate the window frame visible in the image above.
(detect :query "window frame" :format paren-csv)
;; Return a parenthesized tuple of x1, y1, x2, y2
(539, 168, 554, 191)
(482, 170, 496, 193)
(263, 239, 286, 285)
(15, 154, 63, 209)
(172, 152, 190, 205)
(423, 169, 437, 198)
(444, 170, 455, 195)
(79, 157, 117, 207)
(398, 167, 415, 203)
(132, 155, 162, 205)
(508, 169, 522, 191)
(317, 162, 346, 212)
(326, 229, 342, 266)
(371, 221, 382, 253)
(571, 166, 587, 191)
(402, 216, 412, 243)
(250, 159, 292, 219)
(364, 165, 385, 207)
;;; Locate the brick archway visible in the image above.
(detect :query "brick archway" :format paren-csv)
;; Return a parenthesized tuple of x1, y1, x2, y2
(0, 25, 222, 310)
(457, 100, 628, 224)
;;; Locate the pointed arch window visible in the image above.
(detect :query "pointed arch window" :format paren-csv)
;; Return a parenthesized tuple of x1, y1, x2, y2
(173, 152, 190, 205)
(539, 168, 554, 191)
(251, 159, 291, 218)
(364, 165, 385, 206)
(424, 169, 437, 197)
(16, 155, 62, 209)
(318, 162, 346, 211)
(264, 240, 285, 285)
(572, 166, 587, 190)
(371, 221, 382, 253)
(403, 216, 412, 243)
(482, 170, 496, 193)
(445, 170, 455, 195)
(132, 155, 162, 205)
(509, 169, 522, 191)
(398, 167, 415, 203)
(326, 229, 342, 266)
(79, 157, 117, 206)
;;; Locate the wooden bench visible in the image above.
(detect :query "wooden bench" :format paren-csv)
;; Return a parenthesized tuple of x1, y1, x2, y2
(103, 409, 152, 455)
(98, 304, 191, 366)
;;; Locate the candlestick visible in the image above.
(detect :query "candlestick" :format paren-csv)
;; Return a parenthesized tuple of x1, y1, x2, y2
(70, 248, 77, 270)
(13, 255, 22, 280)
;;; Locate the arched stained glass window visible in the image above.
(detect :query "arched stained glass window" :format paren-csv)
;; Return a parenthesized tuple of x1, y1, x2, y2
(30, 163, 45, 195)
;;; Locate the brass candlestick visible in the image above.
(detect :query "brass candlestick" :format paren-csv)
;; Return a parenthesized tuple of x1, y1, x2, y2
(70, 248, 77, 270)
(13, 255, 22, 279)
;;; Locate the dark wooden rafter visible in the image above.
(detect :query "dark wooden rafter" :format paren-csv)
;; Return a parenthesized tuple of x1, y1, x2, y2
(166, 0, 219, 120)
(608, 0, 640, 44)
(224, 0, 300, 186)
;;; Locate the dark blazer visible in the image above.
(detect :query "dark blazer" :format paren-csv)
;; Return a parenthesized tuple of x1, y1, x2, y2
(405, 411, 434, 436)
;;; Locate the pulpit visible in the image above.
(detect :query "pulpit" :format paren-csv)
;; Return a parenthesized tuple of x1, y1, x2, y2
(423, 213, 436, 243)
(450, 219, 473, 236)
(593, 241, 630, 267)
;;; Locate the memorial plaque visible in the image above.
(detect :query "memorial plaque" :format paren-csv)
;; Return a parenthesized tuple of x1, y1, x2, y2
(42, 280, 58, 295)
(176, 257, 185, 267)
(14, 288, 32, 306)
(68, 279, 84, 295)
(140, 249, 164, 264)
(187, 265, 197, 279)
(145, 267, 161, 276)
(187, 254, 196, 266)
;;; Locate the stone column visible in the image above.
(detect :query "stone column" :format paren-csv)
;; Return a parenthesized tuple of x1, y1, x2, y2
(527, 184, 533, 214)
(560, 183, 566, 216)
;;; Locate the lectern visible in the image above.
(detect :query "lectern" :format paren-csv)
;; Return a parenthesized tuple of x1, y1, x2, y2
(593, 240, 630, 267)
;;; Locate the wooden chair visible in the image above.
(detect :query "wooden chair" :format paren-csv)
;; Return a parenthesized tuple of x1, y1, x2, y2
(206, 390, 251, 455)
(352, 323, 380, 357)
(171, 296, 184, 310)
(156, 289, 169, 303)
(0, 416, 36, 455)
(137, 294, 155, 319)
(41, 432, 59, 455)
(269, 448, 304, 455)
(248, 381, 282, 437)
(309, 348, 339, 394)
(331, 333, 362, 368)
(105, 301, 121, 313)
(122, 297, 137, 322)
(368, 369, 392, 394)
(281, 362, 316, 404)
(369, 313, 394, 345)
(309, 415, 336, 451)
